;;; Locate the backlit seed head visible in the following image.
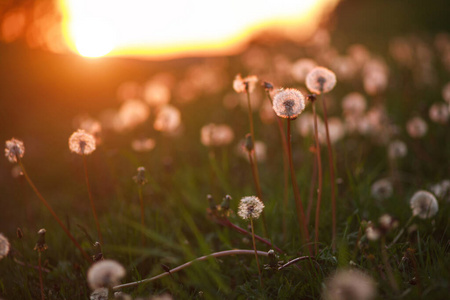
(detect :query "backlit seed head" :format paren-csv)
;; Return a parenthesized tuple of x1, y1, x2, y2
(306, 67, 337, 94)
(201, 123, 234, 147)
(237, 196, 264, 220)
(5, 138, 25, 163)
(233, 74, 258, 93)
(378, 214, 398, 231)
(406, 117, 428, 138)
(429, 103, 449, 124)
(69, 129, 96, 155)
(342, 92, 367, 116)
(388, 140, 407, 159)
(87, 259, 126, 290)
(272, 88, 305, 119)
(410, 190, 439, 219)
(153, 105, 181, 133)
(371, 178, 393, 200)
(365, 225, 381, 241)
(0, 233, 10, 260)
(323, 269, 376, 300)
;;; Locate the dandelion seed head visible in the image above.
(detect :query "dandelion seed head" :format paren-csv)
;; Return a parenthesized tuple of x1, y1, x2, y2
(5, 138, 25, 163)
(237, 196, 264, 220)
(291, 58, 317, 82)
(306, 67, 337, 94)
(233, 74, 258, 93)
(365, 225, 381, 241)
(410, 190, 439, 219)
(379, 214, 398, 231)
(406, 117, 428, 138)
(114, 99, 150, 132)
(272, 88, 305, 119)
(153, 105, 181, 133)
(201, 124, 234, 147)
(0, 233, 10, 260)
(87, 259, 126, 290)
(69, 129, 96, 155)
(429, 103, 449, 124)
(342, 92, 367, 116)
(371, 178, 393, 200)
(442, 82, 450, 103)
(323, 268, 376, 300)
(429, 179, 450, 200)
(388, 140, 407, 159)
(131, 138, 156, 152)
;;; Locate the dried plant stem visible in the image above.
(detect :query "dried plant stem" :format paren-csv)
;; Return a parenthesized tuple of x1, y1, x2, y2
(82, 155, 103, 244)
(138, 186, 145, 246)
(113, 249, 269, 290)
(306, 158, 317, 225)
(278, 256, 318, 270)
(38, 252, 45, 300)
(266, 91, 290, 241)
(286, 119, 310, 253)
(388, 215, 415, 248)
(18, 160, 92, 263)
(381, 237, 399, 293)
(320, 94, 337, 251)
(251, 218, 263, 288)
(312, 102, 323, 256)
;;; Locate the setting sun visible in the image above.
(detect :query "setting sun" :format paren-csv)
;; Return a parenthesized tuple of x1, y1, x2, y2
(60, 0, 339, 59)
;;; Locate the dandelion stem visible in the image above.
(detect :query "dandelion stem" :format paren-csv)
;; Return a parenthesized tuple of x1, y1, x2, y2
(306, 158, 317, 226)
(320, 94, 337, 251)
(387, 215, 415, 248)
(312, 102, 323, 256)
(82, 154, 103, 244)
(286, 119, 310, 253)
(38, 252, 45, 300)
(138, 186, 145, 246)
(250, 218, 263, 288)
(113, 249, 270, 290)
(18, 160, 92, 263)
(380, 237, 399, 293)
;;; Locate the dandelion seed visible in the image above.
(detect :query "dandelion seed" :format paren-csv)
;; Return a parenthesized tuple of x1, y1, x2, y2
(233, 74, 258, 93)
(200, 123, 234, 147)
(306, 67, 337, 94)
(429, 103, 449, 124)
(410, 190, 439, 219)
(406, 117, 428, 138)
(323, 269, 376, 300)
(237, 196, 264, 220)
(388, 140, 407, 159)
(0, 233, 10, 260)
(69, 129, 96, 155)
(87, 259, 126, 290)
(371, 178, 393, 200)
(272, 88, 305, 119)
(153, 105, 181, 133)
(5, 138, 25, 163)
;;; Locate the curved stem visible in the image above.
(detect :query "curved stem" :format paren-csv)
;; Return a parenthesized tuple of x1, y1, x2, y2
(82, 155, 103, 244)
(113, 249, 269, 290)
(312, 102, 323, 256)
(18, 160, 92, 263)
(286, 119, 310, 253)
(278, 256, 318, 270)
(321, 95, 337, 251)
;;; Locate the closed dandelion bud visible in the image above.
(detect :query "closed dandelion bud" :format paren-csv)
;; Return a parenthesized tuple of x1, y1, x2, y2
(263, 81, 274, 91)
(93, 242, 103, 262)
(220, 195, 231, 211)
(410, 190, 439, 219)
(34, 229, 48, 252)
(307, 94, 317, 103)
(237, 196, 264, 220)
(0, 233, 10, 260)
(133, 166, 148, 186)
(16, 227, 23, 239)
(207, 194, 216, 211)
(244, 133, 254, 152)
(5, 138, 25, 163)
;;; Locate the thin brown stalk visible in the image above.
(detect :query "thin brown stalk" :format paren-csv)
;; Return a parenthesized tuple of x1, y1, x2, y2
(18, 160, 92, 263)
(38, 252, 45, 300)
(306, 157, 317, 225)
(320, 95, 337, 251)
(138, 186, 145, 246)
(251, 218, 263, 288)
(82, 154, 103, 244)
(113, 249, 270, 290)
(312, 102, 323, 256)
(286, 119, 311, 253)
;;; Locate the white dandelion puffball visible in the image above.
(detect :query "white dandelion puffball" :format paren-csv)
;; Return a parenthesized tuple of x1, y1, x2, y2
(69, 129, 96, 155)
(406, 117, 427, 138)
(306, 67, 337, 94)
(238, 196, 264, 220)
(323, 269, 376, 300)
(153, 105, 181, 133)
(0, 233, 10, 260)
(87, 259, 126, 290)
(201, 123, 234, 147)
(388, 140, 407, 159)
(371, 178, 393, 200)
(5, 138, 25, 163)
(272, 88, 305, 119)
(410, 190, 439, 219)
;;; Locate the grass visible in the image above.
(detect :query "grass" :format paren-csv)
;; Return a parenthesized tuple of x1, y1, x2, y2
(1, 32, 450, 299)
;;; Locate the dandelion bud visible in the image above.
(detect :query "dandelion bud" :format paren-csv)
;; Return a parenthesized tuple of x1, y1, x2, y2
(410, 190, 439, 219)
(220, 195, 231, 211)
(263, 81, 274, 91)
(5, 138, 25, 163)
(87, 259, 126, 290)
(307, 94, 317, 103)
(272, 88, 305, 119)
(16, 227, 23, 239)
(34, 229, 48, 252)
(406, 117, 428, 138)
(323, 269, 376, 300)
(133, 166, 148, 186)
(0, 233, 10, 260)
(306, 67, 337, 94)
(244, 134, 254, 152)
(207, 194, 216, 211)
(237, 196, 264, 220)
(69, 129, 96, 155)
(267, 249, 279, 270)
(93, 242, 103, 262)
